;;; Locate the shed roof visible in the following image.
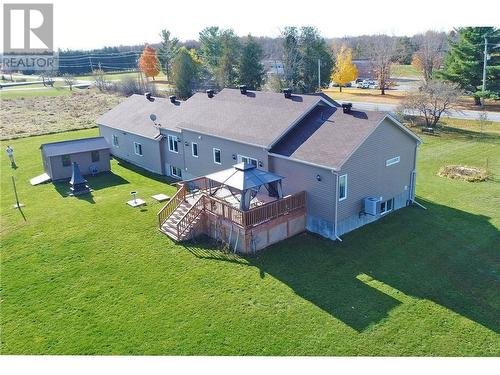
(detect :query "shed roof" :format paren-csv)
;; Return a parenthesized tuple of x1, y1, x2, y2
(96, 94, 182, 139)
(270, 106, 392, 170)
(41, 136, 110, 157)
(205, 163, 283, 191)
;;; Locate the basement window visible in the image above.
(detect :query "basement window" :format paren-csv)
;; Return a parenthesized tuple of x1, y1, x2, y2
(170, 166, 182, 179)
(380, 198, 394, 215)
(213, 148, 221, 164)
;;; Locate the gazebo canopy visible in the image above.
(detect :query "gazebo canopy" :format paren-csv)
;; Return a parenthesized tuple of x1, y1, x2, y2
(205, 163, 283, 192)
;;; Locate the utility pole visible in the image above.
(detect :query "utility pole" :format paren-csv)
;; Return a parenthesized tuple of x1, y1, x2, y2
(481, 37, 488, 108)
(318, 58, 321, 92)
(89, 55, 94, 71)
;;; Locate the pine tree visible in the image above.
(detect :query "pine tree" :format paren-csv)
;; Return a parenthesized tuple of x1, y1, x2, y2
(172, 47, 200, 99)
(157, 30, 179, 82)
(439, 27, 499, 104)
(238, 35, 265, 90)
(331, 45, 358, 92)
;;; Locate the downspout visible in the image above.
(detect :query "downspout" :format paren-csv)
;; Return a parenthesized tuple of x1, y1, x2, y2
(331, 170, 343, 242)
(409, 144, 427, 210)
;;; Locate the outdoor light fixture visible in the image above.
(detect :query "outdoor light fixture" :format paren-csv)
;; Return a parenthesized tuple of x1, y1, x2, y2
(259, 161, 263, 167)
(316, 174, 322, 181)
(232, 154, 237, 160)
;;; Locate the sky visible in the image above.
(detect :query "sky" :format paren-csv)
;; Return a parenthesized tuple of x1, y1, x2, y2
(1, 0, 499, 50)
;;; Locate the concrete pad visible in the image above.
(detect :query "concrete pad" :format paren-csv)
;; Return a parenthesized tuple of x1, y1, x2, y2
(127, 198, 146, 207)
(151, 193, 170, 202)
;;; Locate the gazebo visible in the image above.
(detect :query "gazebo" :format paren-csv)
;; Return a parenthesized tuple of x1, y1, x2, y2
(201, 163, 284, 211)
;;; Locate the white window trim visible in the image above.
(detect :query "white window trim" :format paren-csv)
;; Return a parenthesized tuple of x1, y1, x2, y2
(380, 199, 394, 215)
(338, 174, 347, 201)
(133, 142, 143, 156)
(112, 134, 119, 148)
(170, 166, 182, 179)
(237, 154, 257, 166)
(213, 148, 221, 165)
(168, 135, 179, 153)
(192, 142, 199, 158)
(386, 156, 400, 166)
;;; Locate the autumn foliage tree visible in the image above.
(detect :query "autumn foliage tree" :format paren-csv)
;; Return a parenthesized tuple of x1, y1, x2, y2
(139, 44, 160, 80)
(331, 45, 358, 92)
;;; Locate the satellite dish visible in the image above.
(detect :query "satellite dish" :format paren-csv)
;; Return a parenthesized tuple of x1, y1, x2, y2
(149, 114, 157, 122)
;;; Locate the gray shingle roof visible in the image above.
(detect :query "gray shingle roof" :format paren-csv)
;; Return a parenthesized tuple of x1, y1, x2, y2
(270, 106, 388, 170)
(96, 94, 182, 139)
(41, 136, 110, 157)
(169, 89, 326, 147)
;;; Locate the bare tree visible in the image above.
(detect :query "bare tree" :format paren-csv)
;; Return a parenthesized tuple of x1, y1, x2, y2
(412, 31, 447, 83)
(92, 69, 107, 91)
(401, 80, 462, 128)
(63, 73, 76, 91)
(40, 71, 55, 87)
(369, 35, 395, 95)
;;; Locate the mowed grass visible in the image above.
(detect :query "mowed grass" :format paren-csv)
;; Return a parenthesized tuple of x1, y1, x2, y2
(1, 123, 499, 355)
(391, 63, 421, 78)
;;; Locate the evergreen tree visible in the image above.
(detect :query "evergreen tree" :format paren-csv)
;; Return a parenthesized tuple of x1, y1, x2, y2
(172, 47, 200, 99)
(439, 27, 499, 104)
(157, 29, 179, 82)
(238, 35, 265, 90)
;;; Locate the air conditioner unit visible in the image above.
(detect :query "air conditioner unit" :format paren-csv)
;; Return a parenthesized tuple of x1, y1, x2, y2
(364, 197, 380, 216)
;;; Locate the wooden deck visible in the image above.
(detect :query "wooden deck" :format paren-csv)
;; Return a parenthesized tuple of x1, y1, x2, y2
(157, 177, 306, 244)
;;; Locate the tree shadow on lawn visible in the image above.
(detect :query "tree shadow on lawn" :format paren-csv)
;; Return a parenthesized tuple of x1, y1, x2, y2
(52, 171, 129, 202)
(189, 200, 500, 333)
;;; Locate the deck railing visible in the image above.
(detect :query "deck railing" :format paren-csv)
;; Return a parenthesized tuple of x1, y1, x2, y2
(157, 184, 187, 227)
(242, 191, 306, 227)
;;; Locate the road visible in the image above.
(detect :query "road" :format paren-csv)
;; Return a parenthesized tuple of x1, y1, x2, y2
(338, 100, 500, 122)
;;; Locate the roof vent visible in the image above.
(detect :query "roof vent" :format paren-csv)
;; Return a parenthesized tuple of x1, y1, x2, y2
(239, 85, 247, 94)
(342, 103, 352, 113)
(169, 95, 177, 103)
(206, 89, 215, 98)
(145, 92, 152, 101)
(283, 88, 292, 99)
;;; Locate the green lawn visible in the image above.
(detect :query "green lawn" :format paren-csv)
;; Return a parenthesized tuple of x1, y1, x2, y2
(1, 124, 499, 355)
(0, 87, 73, 99)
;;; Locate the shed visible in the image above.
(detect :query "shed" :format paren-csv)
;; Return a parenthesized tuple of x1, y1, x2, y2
(40, 137, 111, 180)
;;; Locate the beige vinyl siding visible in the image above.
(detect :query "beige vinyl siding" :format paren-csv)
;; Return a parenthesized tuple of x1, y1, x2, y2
(337, 118, 417, 222)
(48, 149, 111, 180)
(269, 155, 336, 237)
(99, 125, 163, 174)
(181, 130, 268, 178)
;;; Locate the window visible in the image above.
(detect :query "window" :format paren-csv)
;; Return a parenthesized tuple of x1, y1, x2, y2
(192, 142, 198, 157)
(386, 156, 400, 166)
(112, 134, 119, 147)
(380, 198, 394, 215)
(91, 150, 100, 162)
(168, 135, 178, 153)
(213, 148, 221, 164)
(170, 166, 182, 179)
(61, 155, 71, 167)
(134, 142, 143, 156)
(338, 174, 347, 201)
(237, 155, 257, 167)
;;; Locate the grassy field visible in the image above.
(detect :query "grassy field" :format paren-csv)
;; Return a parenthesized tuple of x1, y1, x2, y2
(1, 120, 499, 355)
(0, 90, 124, 139)
(0, 87, 75, 100)
(390, 63, 421, 78)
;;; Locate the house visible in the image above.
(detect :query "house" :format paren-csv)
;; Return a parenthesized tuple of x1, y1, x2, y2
(98, 88, 421, 245)
(40, 137, 111, 180)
